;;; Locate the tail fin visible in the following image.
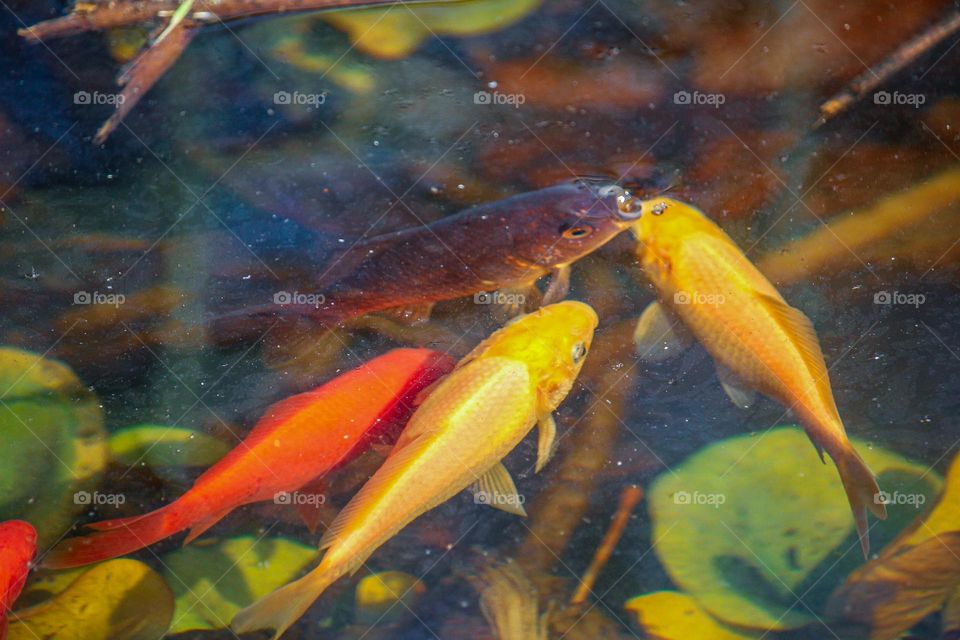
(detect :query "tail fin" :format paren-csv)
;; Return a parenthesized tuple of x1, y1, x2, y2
(834, 447, 886, 558)
(232, 564, 339, 640)
(43, 502, 190, 569)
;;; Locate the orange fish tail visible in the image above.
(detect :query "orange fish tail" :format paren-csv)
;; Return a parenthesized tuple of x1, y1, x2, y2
(232, 563, 340, 639)
(43, 501, 193, 569)
(833, 445, 886, 558)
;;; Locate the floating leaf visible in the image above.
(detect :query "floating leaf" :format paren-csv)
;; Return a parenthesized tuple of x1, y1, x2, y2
(825, 533, 960, 640)
(648, 426, 940, 631)
(108, 424, 231, 468)
(324, 0, 542, 59)
(8, 559, 173, 640)
(625, 591, 758, 640)
(0, 348, 107, 547)
(160, 535, 317, 632)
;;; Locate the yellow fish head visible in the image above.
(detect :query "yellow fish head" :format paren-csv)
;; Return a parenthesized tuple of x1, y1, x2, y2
(631, 197, 716, 253)
(469, 300, 598, 411)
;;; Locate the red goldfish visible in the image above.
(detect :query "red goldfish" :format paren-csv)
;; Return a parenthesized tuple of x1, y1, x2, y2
(44, 348, 454, 569)
(0, 520, 36, 640)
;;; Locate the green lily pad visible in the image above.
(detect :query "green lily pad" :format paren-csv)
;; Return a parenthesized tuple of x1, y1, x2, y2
(160, 535, 318, 632)
(108, 424, 231, 468)
(324, 0, 543, 59)
(648, 426, 941, 631)
(0, 347, 107, 547)
(8, 559, 173, 640)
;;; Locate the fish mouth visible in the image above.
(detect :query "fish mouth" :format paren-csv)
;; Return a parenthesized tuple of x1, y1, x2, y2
(592, 184, 644, 222)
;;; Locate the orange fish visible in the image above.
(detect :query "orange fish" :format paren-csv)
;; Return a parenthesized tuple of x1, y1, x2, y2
(632, 198, 885, 556)
(0, 520, 36, 640)
(44, 348, 454, 569)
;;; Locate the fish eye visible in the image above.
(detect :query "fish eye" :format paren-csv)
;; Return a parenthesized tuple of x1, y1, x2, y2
(572, 342, 587, 364)
(560, 223, 594, 239)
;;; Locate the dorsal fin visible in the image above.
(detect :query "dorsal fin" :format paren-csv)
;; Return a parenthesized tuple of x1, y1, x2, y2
(754, 292, 839, 420)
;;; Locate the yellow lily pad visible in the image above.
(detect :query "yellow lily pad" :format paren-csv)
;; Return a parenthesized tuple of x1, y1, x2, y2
(8, 559, 173, 640)
(0, 347, 107, 547)
(108, 424, 231, 468)
(160, 535, 318, 632)
(324, 0, 542, 59)
(648, 426, 940, 631)
(625, 591, 758, 640)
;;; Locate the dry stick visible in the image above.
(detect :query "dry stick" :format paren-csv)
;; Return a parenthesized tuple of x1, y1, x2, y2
(94, 23, 197, 144)
(815, 9, 960, 128)
(18, 0, 464, 41)
(20, 0, 463, 142)
(569, 484, 643, 606)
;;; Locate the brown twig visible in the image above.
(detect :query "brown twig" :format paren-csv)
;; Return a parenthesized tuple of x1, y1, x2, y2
(18, 0, 461, 41)
(569, 484, 643, 606)
(19, 0, 463, 142)
(94, 22, 197, 144)
(815, 9, 960, 128)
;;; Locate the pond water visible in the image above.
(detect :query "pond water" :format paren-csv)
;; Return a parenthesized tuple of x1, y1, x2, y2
(2, 1, 960, 639)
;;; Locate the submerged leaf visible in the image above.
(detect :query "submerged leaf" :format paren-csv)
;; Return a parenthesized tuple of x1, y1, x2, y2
(648, 426, 940, 631)
(324, 0, 542, 59)
(108, 424, 231, 468)
(824, 451, 960, 640)
(8, 559, 173, 640)
(160, 535, 317, 632)
(625, 591, 758, 640)
(825, 534, 960, 640)
(0, 348, 107, 547)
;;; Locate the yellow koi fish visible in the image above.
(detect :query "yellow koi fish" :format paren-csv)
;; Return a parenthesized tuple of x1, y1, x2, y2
(232, 300, 599, 638)
(631, 198, 885, 556)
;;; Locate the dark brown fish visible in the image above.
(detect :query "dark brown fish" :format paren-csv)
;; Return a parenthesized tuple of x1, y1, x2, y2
(217, 180, 641, 333)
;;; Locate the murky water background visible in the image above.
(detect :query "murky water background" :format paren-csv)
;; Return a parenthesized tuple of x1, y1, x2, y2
(2, 0, 960, 638)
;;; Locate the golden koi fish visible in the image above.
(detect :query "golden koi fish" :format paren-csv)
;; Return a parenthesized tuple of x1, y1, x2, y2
(232, 300, 599, 638)
(631, 198, 885, 556)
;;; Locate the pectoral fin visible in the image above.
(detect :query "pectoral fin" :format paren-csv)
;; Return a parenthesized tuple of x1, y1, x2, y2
(471, 462, 527, 517)
(715, 362, 757, 410)
(541, 265, 571, 305)
(633, 301, 692, 362)
(535, 414, 558, 473)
